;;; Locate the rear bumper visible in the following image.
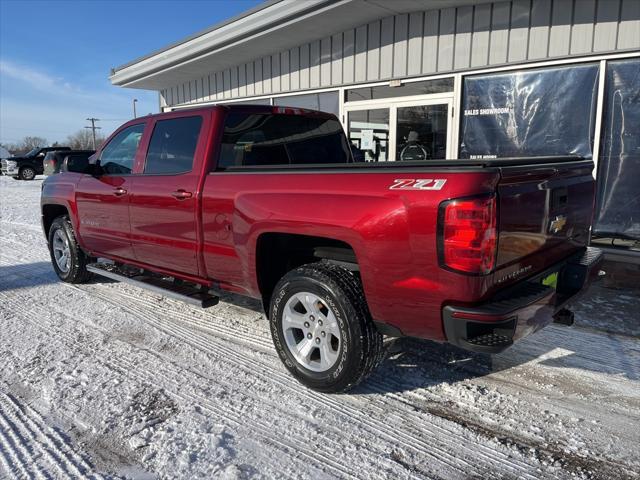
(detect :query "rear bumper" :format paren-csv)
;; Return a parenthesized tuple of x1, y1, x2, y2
(443, 247, 604, 353)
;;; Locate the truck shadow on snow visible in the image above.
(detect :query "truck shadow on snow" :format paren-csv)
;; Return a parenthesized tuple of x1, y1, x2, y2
(0, 261, 118, 292)
(0, 262, 61, 291)
(352, 326, 638, 395)
(210, 287, 640, 390)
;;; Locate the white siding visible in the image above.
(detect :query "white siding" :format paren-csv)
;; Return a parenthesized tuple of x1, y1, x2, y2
(167, 0, 640, 107)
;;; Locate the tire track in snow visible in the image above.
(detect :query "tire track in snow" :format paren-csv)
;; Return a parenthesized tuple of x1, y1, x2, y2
(78, 285, 482, 475)
(0, 389, 103, 480)
(0, 285, 365, 480)
(88, 281, 640, 479)
(3, 263, 475, 479)
(81, 280, 541, 478)
(75, 283, 541, 477)
(0, 404, 42, 480)
(0, 390, 102, 480)
(0, 257, 543, 479)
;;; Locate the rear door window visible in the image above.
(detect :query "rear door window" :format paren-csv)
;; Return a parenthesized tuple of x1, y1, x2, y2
(144, 116, 203, 174)
(218, 113, 351, 169)
(100, 124, 145, 174)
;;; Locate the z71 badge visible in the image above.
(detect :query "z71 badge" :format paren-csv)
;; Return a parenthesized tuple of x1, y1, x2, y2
(389, 179, 447, 191)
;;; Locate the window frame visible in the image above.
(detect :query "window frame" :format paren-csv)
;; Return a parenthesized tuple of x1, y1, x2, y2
(141, 115, 204, 176)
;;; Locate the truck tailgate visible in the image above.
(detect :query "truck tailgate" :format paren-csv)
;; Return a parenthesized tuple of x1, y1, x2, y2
(495, 159, 595, 274)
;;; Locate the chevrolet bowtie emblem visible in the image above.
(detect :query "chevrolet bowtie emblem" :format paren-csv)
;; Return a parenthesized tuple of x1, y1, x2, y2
(549, 215, 567, 234)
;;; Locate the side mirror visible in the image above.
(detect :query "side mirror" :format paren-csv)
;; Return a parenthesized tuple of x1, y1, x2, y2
(86, 159, 103, 176)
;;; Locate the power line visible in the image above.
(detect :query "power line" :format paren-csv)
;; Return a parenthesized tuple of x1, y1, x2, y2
(85, 118, 102, 150)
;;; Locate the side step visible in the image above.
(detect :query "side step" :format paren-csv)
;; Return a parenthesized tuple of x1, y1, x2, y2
(87, 263, 219, 308)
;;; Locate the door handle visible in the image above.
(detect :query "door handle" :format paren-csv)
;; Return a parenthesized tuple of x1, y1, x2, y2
(113, 187, 127, 196)
(171, 190, 193, 200)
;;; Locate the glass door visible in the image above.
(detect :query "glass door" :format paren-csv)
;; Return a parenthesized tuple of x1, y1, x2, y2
(346, 108, 390, 162)
(345, 97, 453, 161)
(395, 102, 450, 161)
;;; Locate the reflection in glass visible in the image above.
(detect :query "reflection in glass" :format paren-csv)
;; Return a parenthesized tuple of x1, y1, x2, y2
(346, 78, 454, 102)
(396, 104, 449, 161)
(594, 58, 640, 240)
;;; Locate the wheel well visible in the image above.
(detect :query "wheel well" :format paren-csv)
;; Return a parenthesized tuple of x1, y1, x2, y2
(256, 233, 357, 314)
(42, 204, 69, 238)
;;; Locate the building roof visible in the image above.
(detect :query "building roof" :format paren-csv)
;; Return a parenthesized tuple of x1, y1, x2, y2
(110, 0, 493, 90)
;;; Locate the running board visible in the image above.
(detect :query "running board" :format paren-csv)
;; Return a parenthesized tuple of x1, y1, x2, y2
(87, 263, 219, 308)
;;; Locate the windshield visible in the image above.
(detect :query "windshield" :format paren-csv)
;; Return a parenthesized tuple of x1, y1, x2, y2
(25, 147, 41, 157)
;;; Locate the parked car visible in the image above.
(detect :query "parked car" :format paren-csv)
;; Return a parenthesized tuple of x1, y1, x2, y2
(0, 146, 11, 175)
(40, 105, 603, 392)
(2, 146, 71, 180)
(43, 150, 95, 176)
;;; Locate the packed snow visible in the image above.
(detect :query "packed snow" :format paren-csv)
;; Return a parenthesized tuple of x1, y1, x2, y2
(0, 175, 639, 479)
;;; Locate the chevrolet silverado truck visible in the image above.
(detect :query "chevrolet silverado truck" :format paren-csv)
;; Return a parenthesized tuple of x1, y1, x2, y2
(41, 105, 603, 392)
(2, 146, 70, 180)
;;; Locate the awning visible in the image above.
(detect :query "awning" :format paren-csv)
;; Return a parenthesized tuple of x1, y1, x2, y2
(110, 0, 493, 90)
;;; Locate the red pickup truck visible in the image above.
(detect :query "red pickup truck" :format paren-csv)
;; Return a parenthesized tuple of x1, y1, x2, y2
(41, 105, 603, 392)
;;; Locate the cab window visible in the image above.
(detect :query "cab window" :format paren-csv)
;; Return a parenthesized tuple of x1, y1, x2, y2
(217, 113, 351, 169)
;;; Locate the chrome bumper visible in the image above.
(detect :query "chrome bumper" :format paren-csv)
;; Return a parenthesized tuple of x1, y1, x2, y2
(1, 160, 18, 175)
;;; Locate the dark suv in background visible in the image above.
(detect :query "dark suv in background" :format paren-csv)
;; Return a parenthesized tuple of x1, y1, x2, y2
(43, 150, 95, 176)
(1, 146, 70, 180)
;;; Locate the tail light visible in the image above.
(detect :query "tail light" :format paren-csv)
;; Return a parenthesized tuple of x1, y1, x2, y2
(438, 195, 497, 274)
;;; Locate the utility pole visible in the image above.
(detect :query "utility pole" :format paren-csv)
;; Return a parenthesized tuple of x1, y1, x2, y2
(85, 118, 101, 149)
(133, 98, 138, 119)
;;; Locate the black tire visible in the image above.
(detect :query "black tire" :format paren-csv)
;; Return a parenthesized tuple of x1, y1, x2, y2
(270, 262, 384, 393)
(48, 216, 93, 283)
(19, 167, 36, 180)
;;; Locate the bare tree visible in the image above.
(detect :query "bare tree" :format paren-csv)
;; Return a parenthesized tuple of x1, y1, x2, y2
(66, 129, 105, 150)
(20, 136, 48, 151)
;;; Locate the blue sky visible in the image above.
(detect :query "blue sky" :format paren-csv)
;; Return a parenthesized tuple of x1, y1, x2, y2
(0, 0, 262, 145)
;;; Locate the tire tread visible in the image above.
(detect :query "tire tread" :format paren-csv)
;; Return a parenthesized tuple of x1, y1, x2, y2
(271, 261, 384, 393)
(48, 216, 93, 284)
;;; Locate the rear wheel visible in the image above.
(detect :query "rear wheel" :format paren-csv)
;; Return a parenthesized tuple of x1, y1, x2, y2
(48, 216, 93, 283)
(269, 262, 384, 393)
(19, 167, 36, 180)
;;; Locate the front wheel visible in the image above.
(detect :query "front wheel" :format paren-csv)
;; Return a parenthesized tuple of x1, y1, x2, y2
(48, 216, 93, 283)
(269, 262, 384, 393)
(19, 167, 36, 180)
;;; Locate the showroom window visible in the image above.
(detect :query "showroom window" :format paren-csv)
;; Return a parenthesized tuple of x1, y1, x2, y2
(594, 58, 640, 240)
(459, 64, 600, 159)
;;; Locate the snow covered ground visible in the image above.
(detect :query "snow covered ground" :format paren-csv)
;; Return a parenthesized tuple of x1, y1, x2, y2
(0, 175, 639, 480)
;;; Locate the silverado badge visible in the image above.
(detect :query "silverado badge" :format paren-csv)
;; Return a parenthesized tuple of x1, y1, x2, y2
(549, 215, 567, 234)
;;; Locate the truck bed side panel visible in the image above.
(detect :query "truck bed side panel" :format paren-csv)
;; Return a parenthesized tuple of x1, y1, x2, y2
(202, 169, 499, 339)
